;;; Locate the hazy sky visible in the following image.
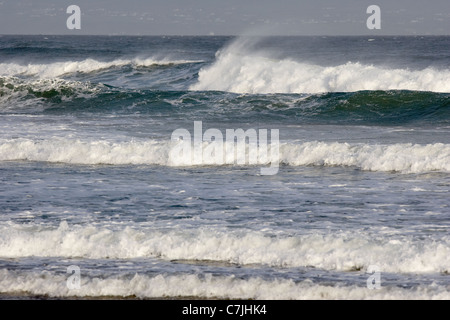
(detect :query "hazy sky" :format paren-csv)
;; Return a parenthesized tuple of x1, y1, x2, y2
(0, 0, 448, 35)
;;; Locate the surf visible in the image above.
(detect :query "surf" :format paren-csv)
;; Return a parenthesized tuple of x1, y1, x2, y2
(1, 137, 449, 173)
(0, 57, 202, 79)
(190, 37, 450, 94)
(0, 221, 448, 274)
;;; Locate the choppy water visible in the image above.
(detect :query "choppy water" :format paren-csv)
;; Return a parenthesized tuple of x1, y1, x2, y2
(0, 35, 449, 299)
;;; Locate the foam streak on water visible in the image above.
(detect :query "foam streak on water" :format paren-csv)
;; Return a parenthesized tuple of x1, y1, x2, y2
(0, 35, 449, 299)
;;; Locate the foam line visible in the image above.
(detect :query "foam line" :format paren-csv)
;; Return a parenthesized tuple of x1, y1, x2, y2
(1, 138, 449, 173)
(0, 222, 448, 274)
(0, 57, 201, 78)
(1, 269, 449, 299)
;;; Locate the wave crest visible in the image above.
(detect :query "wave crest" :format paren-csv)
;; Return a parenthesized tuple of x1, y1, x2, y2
(0, 138, 449, 173)
(190, 38, 450, 94)
(0, 57, 202, 79)
(0, 222, 449, 274)
(2, 269, 449, 299)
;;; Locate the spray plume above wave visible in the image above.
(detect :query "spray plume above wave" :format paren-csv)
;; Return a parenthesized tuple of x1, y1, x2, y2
(1, 35, 449, 300)
(190, 37, 450, 94)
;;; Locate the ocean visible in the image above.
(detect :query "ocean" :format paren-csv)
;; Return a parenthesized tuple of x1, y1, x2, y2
(0, 35, 449, 300)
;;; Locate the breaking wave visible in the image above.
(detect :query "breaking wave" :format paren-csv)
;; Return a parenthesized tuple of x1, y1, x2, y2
(190, 38, 450, 94)
(0, 138, 449, 173)
(1, 269, 449, 299)
(0, 222, 449, 274)
(0, 57, 202, 79)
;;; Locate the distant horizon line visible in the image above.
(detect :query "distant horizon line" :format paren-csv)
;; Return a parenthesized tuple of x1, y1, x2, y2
(1, 33, 449, 37)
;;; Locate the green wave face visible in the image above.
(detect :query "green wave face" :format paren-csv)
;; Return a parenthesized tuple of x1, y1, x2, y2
(2, 76, 449, 126)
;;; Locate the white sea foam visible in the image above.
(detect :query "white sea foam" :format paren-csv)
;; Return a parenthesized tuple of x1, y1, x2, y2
(0, 222, 448, 274)
(280, 141, 450, 173)
(0, 138, 170, 165)
(0, 269, 449, 299)
(0, 76, 103, 97)
(0, 57, 201, 79)
(190, 39, 450, 94)
(0, 76, 105, 112)
(1, 138, 449, 173)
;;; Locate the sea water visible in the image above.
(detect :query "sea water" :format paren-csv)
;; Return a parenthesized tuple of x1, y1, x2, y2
(0, 35, 449, 299)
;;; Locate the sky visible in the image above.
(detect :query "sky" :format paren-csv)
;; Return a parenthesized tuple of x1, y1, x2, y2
(0, 0, 448, 36)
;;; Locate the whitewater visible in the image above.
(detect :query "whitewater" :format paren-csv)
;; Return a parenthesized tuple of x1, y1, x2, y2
(0, 138, 449, 173)
(0, 57, 201, 79)
(190, 38, 450, 94)
(0, 35, 449, 300)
